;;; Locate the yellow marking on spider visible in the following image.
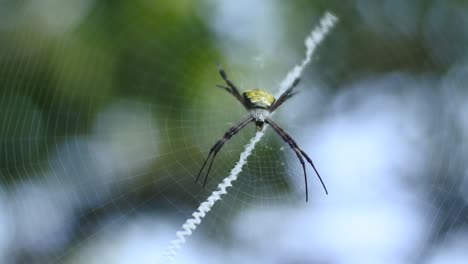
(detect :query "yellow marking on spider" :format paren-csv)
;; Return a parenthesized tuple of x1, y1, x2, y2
(243, 89, 276, 109)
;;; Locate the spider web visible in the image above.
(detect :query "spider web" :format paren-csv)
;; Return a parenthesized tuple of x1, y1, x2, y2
(1, 1, 468, 264)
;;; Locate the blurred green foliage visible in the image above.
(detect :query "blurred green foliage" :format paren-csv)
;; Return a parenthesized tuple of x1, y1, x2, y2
(0, 1, 217, 181)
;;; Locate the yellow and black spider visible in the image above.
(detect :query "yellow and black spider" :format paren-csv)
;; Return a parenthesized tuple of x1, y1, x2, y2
(196, 64, 328, 201)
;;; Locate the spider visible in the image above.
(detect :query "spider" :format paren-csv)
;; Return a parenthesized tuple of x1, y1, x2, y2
(195, 64, 328, 201)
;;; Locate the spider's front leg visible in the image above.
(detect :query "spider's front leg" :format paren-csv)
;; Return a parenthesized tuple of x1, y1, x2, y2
(269, 77, 300, 112)
(216, 64, 248, 109)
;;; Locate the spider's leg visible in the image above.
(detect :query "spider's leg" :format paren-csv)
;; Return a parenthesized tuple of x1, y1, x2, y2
(216, 84, 234, 96)
(201, 140, 225, 187)
(266, 118, 328, 199)
(284, 142, 309, 202)
(201, 116, 252, 187)
(287, 144, 309, 202)
(202, 148, 219, 187)
(293, 150, 309, 202)
(217, 64, 247, 108)
(297, 149, 328, 195)
(266, 119, 309, 201)
(267, 118, 328, 195)
(195, 141, 219, 184)
(196, 116, 253, 187)
(269, 77, 300, 112)
(195, 137, 227, 185)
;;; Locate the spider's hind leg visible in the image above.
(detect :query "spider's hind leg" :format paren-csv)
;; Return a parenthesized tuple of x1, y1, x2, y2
(195, 116, 253, 187)
(265, 118, 328, 201)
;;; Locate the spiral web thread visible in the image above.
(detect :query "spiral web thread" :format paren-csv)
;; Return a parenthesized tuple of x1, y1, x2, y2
(162, 12, 338, 262)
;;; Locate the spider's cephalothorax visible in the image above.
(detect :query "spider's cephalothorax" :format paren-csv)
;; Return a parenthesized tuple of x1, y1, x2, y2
(196, 64, 328, 202)
(250, 108, 269, 131)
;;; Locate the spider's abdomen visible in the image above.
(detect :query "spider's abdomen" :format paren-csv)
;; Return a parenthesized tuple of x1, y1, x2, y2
(243, 89, 275, 109)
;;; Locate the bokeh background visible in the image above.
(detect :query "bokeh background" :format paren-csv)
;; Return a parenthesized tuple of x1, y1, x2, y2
(1, 0, 468, 263)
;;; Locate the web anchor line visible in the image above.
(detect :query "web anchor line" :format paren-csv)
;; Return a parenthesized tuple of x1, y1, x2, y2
(162, 12, 338, 262)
